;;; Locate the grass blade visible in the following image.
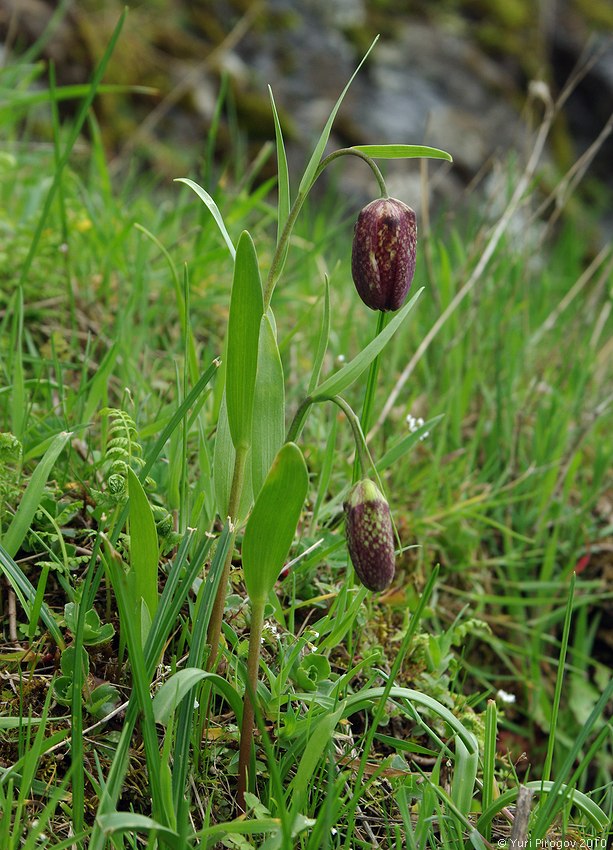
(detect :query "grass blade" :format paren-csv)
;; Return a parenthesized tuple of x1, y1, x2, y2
(478, 780, 610, 835)
(3, 430, 72, 558)
(481, 699, 498, 841)
(171, 523, 233, 812)
(152, 668, 242, 726)
(542, 572, 575, 783)
(0, 544, 64, 647)
(18, 9, 127, 289)
(102, 538, 166, 826)
(96, 813, 181, 847)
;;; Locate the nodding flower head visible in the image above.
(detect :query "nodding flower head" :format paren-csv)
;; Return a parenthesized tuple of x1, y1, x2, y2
(351, 197, 417, 312)
(344, 479, 395, 592)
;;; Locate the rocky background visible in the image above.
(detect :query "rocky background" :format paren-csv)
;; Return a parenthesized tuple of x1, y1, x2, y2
(1, 0, 612, 220)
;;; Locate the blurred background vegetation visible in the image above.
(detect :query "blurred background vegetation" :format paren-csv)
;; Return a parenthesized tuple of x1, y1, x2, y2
(1, 0, 612, 221)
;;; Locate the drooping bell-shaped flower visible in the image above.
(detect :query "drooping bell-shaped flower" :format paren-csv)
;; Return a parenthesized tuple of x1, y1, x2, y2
(351, 197, 417, 312)
(344, 479, 396, 592)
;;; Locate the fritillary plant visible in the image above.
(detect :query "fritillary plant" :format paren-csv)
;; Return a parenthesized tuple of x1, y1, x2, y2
(175, 36, 452, 809)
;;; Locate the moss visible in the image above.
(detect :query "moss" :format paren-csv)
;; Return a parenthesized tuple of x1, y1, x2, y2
(470, 0, 532, 28)
(572, 0, 613, 28)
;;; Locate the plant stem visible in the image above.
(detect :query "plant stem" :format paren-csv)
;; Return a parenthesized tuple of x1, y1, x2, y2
(264, 148, 388, 309)
(206, 443, 248, 671)
(329, 395, 372, 478)
(285, 396, 313, 444)
(353, 310, 388, 482)
(316, 147, 388, 197)
(236, 596, 266, 812)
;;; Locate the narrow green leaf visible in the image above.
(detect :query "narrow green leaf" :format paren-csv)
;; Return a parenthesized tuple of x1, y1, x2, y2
(194, 818, 283, 841)
(0, 717, 44, 729)
(11, 288, 26, 439)
(28, 564, 50, 640)
(352, 144, 453, 162)
(97, 813, 181, 846)
(340, 686, 478, 755)
(143, 359, 220, 480)
(134, 224, 199, 384)
(312, 288, 423, 401)
(0, 84, 155, 117)
(90, 526, 231, 850)
(174, 177, 236, 259)
(226, 230, 264, 450)
(82, 342, 119, 423)
(103, 539, 165, 820)
(298, 36, 379, 196)
(251, 313, 285, 498)
(478, 781, 609, 834)
(450, 732, 478, 815)
(242, 443, 308, 604)
(481, 700, 497, 841)
(289, 704, 344, 810)
(153, 668, 243, 726)
(127, 467, 159, 620)
(269, 86, 290, 248)
(3, 430, 72, 558)
(0, 544, 64, 647)
(307, 276, 331, 395)
(377, 414, 444, 471)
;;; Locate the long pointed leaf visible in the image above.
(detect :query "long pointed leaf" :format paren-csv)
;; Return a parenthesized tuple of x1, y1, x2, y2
(251, 313, 285, 498)
(311, 288, 423, 401)
(226, 231, 264, 450)
(307, 277, 331, 395)
(269, 86, 290, 242)
(174, 178, 236, 259)
(352, 144, 453, 161)
(298, 36, 379, 196)
(127, 468, 159, 620)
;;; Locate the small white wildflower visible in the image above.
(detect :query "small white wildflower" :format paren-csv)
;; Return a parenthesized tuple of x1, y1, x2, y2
(407, 413, 429, 440)
(496, 689, 516, 704)
(265, 621, 279, 638)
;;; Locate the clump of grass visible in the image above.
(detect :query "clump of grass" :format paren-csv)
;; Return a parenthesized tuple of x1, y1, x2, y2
(0, 11, 612, 850)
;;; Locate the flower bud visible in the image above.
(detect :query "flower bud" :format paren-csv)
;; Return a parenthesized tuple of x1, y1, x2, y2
(351, 197, 417, 312)
(344, 479, 395, 592)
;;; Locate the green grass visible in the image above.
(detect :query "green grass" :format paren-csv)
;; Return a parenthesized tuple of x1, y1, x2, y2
(1, 20, 612, 850)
